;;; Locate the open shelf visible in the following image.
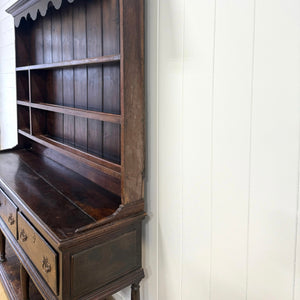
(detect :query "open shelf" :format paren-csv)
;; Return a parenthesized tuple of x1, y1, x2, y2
(18, 129, 121, 178)
(16, 54, 120, 71)
(16, 71, 29, 101)
(17, 101, 121, 124)
(17, 106, 30, 133)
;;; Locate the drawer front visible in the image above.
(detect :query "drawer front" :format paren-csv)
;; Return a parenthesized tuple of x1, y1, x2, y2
(0, 189, 17, 238)
(18, 212, 57, 295)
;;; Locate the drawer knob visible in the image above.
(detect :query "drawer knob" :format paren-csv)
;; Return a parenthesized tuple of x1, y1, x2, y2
(42, 257, 51, 273)
(19, 229, 28, 242)
(8, 214, 15, 225)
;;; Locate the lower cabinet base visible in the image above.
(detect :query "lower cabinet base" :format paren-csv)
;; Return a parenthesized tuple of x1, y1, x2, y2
(0, 242, 142, 300)
(0, 226, 144, 300)
(0, 242, 42, 300)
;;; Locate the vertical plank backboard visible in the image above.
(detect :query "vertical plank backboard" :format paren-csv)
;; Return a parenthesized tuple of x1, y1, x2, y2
(30, 16, 43, 65)
(73, 1, 87, 152)
(142, 0, 159, 298)
(61, 3, 74, 146)
(247, 1, 300, 299)
(210, 1, 254, 299)
(87, 0, 103, 158)
(103, 0, 120, 163)
(51, 10, 63, 138)
(43, 13, 52, 64)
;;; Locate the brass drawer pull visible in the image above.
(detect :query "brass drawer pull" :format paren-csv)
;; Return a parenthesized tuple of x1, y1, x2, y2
(8, 214, 15, 225)
(42, 257, 51, 273)
(20, 229, 28, 242)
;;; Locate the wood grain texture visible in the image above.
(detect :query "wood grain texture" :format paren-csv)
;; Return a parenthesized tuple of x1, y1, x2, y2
(0, 242, 43, 300)
(121, 0, 144, 204)
(18, 212, 58, 295)
(4, 0, 145, 298)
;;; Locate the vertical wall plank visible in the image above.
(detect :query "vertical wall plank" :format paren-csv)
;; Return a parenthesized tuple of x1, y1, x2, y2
(157, 0, 184, 299)
(247, 1, 300, 299)
(181, 0, 215, 299)
(141, 0, 159, 299)
(210, 1, 254, 299)
(295, 160, 300, 300)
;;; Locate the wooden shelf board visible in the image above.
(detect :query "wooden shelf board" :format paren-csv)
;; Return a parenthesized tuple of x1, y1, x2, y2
(17, 101, 121, 124)
(16, 54, 120, 71)
(18, 130, 121, 178)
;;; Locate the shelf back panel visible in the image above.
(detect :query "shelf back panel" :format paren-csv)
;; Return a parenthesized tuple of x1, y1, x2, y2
(31, 109, 121, 164)
(15, 0, 120, 67)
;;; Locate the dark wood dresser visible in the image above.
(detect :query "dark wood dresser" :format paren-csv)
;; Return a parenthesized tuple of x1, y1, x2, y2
(0, 0, 145, 299)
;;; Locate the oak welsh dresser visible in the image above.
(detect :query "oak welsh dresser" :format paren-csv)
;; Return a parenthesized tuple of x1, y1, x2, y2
(0, 0, 145, 299)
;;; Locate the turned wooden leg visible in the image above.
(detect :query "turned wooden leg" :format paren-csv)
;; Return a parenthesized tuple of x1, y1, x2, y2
(0, 230, 6, 262)
(131, 283, 140, 300)
(20, 264, 29, 300)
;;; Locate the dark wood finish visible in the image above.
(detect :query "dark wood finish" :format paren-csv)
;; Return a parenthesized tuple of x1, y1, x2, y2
(16, 55, 120, 71)
(16, 72, 29, 101)
(71, 230, 138, 298)
(20, 264, 29, 300)
(17, 106, 30, 132)
(121, 0, 145, 204)
(0, 190, 18, 239)
(4, 0, 145, 299)
(131, 283, 141, 300)
(0, 242, 43, 300)
(0, 231, 6, 262)
(18, 130, 121, 178)
(17, 101, 121, 124)
(0, 150, 121, 240)
(18, 213, 57, 294)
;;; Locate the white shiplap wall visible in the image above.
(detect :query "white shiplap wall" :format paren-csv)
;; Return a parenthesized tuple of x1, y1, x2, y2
(1, 0, 300, 300)
(142, 0, 300, 300)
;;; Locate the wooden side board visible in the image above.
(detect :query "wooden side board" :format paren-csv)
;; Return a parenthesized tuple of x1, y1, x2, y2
(121, 0, 145, 205)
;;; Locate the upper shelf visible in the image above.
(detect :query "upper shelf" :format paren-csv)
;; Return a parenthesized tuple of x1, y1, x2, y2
(17, 101, 121, 124)
(16, 55, 121, 71)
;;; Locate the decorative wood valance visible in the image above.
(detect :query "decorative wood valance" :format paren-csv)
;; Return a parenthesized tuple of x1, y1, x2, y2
(6, 0, 75, 27)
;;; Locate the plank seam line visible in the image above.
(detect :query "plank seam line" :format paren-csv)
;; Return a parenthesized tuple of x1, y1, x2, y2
(208, 0, 217, 299)
(156, 0, 160, 299)
(245, 1, 256, 299)
(179, 0, 186, 298)
(292, 60, 300, 300)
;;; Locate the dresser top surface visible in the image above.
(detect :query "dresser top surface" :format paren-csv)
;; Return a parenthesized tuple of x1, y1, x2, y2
(0, 149, 120, 240)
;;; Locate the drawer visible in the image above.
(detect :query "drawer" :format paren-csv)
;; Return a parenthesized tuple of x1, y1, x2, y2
(0, 189, 17, 238)
(18, 212, 57, 295)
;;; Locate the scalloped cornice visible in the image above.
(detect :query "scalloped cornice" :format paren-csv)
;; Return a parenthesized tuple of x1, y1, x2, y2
(6, 0, 75, 27)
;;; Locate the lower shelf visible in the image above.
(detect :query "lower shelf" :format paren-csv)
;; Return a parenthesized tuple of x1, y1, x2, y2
(0, 242, 43, 300)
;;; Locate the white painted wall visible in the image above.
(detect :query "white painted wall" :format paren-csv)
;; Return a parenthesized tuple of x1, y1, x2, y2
(0, 0, 17, 150)
(1, 0, 300, 300)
